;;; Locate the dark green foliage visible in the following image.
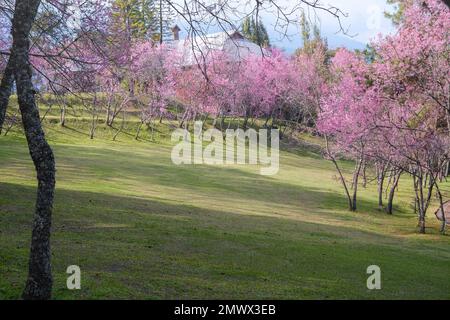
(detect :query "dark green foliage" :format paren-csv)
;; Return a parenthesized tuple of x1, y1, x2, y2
(111, 0, 158, 40)
(152, 0, 176, 43)
(241, 16, 270, 47)
(384, 0, 410, 26)
(295, 12, 328, 57)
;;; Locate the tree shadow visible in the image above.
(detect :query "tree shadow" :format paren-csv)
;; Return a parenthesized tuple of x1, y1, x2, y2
(1, 181, 450, 299)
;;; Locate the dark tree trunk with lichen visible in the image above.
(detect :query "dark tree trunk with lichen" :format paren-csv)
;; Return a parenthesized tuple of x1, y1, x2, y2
(9, 0, 55, 300)
(0, 57, 15, 133)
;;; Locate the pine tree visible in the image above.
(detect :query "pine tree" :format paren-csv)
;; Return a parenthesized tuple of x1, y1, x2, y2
(300, 12, 310, 46)
(242, 16, 251, 39)
(384, 0, 412, 25)
(111, 0, 157, 40)
(296, 12, 327, 56)
(152, 0, 176, 43)
(258, 22, 270, 47)
(240, 16, 270, 47)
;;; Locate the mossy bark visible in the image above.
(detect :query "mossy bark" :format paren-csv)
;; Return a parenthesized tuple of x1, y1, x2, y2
(10, 0, 55, 300)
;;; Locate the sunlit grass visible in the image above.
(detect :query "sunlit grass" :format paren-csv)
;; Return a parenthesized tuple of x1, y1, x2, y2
(0, 119, 449, 299)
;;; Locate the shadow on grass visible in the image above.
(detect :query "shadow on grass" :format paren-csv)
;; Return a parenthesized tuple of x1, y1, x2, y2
(1, 181, 450, 300)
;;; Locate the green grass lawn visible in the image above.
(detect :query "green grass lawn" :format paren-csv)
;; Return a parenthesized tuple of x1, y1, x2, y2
(0, 120, 449, 299)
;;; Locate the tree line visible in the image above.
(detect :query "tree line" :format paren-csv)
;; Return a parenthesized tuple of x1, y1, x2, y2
(0, 0, 449, 300)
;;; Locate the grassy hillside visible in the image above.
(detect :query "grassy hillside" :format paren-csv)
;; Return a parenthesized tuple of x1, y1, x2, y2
(0, 118, 449, 299)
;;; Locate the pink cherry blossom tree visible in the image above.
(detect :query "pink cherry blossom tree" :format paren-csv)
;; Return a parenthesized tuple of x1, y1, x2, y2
(317, 48, 375, 211)
(318, 0, 450, 234)
(130, 41, 176, 139)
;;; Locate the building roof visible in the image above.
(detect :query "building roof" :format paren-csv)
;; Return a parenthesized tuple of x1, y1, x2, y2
(169, 30, 268, 66)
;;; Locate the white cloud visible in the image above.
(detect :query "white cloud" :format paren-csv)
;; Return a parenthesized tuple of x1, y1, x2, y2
(171, 0, 397, 52)
(263, 0, 397, 52)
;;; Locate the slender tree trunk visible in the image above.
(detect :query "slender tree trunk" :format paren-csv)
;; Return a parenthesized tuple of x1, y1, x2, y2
(446, 160, 450, 177)
(243, 112, 249, 130)
(150, 119, 155, 141)
(60, 96, 66, 127)
(11, 0, 55, 300)
(179, 110, 188, 128)
(351, 157, 363, 212)
(135, 120, 144, 140)
(413, 175, 426, 234)
(106, 103, 111, 126)
(105, 92, 115, 127)
(362, 161, 367, 188)
(418, 179, 426, 234)
(413, 176, 419, 222)
(113, 111, 125, 141)
(90, 94, 99, 139)
(325, 136, 354, 211)
(386, 170, 401, 215)
(159, 0, 163, 44)
(376, 164, 385, 209)
(435, 183, 446, 235)
(0, 57, 15, 133)
(3, 111, 18, 136)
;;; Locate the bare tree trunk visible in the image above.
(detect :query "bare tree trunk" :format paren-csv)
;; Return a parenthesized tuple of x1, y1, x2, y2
(243, 111, 249, 130)
(325, 136, 354, 211)
(362, 160, 367, 188)
(11, 0, 55, 300)
(386, 170, 401, 215)
(413, 175, 426, 234)
(0, 57, 15, 133)
(113, 111, 125, 141)
(435, 183, 446, 235)
(3, 111, 18, 136)
(150, 119, 155, 141)
(376, 163, 385, 209)
(135, 119, 144, 140)
(105, 91, 115, 127)
(90, 94, 99, 139)
(60, 95, 66, 127)
(179, 110, 188, 128)
(106, 103, 111, 126)
(351, 157, 363, 212)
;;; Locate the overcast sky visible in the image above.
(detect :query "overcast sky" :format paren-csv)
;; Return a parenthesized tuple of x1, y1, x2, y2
(174, 0, 397, 53)
(266, 0, 397, 52)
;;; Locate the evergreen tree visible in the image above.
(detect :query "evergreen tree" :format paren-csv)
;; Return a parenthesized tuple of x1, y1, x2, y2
(258, 22, 270, 47)
(242, 16, 252, 39)
(241, 16, 270, 47)
(152, 0, 176, 43)
(111, 0, 157, 40)
(384, 0, 412, 25)
(300, 12, 310, 47)
(296, 12, 328, 57)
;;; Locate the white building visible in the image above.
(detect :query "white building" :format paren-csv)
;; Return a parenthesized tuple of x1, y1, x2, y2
(169, 25, 268, 66)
